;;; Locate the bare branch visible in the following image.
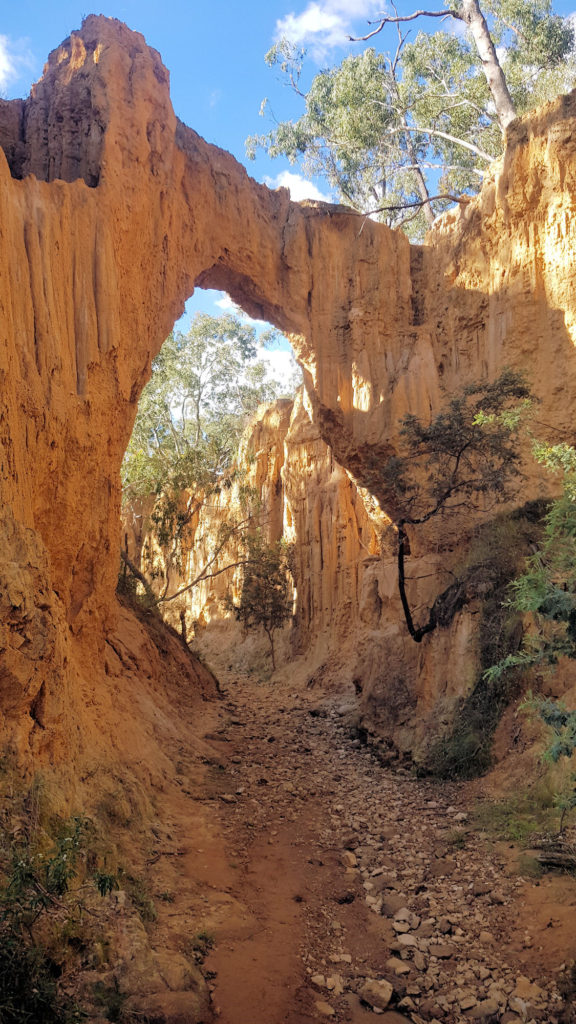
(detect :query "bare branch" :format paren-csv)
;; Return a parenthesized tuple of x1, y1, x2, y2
(362, 192, 466, 217)
(349, 8, 460, 42)
(159, 559, 251, 604)
(384, 125, 494, 162)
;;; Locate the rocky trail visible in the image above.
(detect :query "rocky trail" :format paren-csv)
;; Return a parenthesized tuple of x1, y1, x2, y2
(166, 673, 576, 1024)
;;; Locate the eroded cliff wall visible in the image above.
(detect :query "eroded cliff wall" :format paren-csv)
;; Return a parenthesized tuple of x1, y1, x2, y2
(2, 15, 576, 758)
(129, 391, 484, 757)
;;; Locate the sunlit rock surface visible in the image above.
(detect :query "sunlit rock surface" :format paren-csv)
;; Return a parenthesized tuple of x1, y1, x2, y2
(2, 15, 576, 756)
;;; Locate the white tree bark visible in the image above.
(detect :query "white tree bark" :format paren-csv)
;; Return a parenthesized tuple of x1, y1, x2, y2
(459, 0, 517, 130)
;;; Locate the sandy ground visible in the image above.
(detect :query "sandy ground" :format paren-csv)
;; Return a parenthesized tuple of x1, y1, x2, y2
(142, 663, 576, 1024)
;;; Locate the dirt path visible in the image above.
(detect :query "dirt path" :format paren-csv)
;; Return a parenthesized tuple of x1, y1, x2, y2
(174, 675, 576, 1024)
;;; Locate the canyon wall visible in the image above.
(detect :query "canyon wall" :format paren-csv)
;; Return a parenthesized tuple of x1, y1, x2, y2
(2, 15, 576, 758)
(127, 391, 484, 757)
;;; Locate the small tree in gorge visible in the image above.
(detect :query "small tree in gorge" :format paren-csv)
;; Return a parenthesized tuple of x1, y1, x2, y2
(380, 369, 532, 642)
(232, 533, 293, 670)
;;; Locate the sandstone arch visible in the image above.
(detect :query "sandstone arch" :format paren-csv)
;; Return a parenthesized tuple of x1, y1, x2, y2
(2, 15, 576, 754)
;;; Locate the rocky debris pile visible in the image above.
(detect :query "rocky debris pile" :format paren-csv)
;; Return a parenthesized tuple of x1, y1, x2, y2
(207, 683, 571, 1023)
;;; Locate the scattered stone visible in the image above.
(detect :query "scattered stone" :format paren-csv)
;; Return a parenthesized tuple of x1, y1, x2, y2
(381, 893, 408, 915)
(468, 998, 500, 1019)
(358, 978, 394, 1011)
(326, 975, 345, 995)
(428, 944, 455, 959)
(459, 994, 478, 1011)
(205, 680, 561, 1024)
(342, 850, 358, 868)
(314, 999, 336, 1017)
(386, 956, 411, 976)
(393, 920, 412, 933)
(512, 977, 545, 1002)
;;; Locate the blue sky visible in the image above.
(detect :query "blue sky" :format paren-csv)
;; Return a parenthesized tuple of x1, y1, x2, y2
(2, 0, 575, 375)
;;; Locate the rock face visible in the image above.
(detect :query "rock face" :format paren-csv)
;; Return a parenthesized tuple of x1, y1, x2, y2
(128, 392, 482, 756)
(2, 15, 576, 756)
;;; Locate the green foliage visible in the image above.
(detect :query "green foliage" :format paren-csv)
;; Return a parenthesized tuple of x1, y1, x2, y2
(486, 443, 576, 681)
(377, 369, 532, 644)
(425, 508, 543, 778)
(120, 873, 157, 923)
(522, 694, 576, 830)
(93, 871, 119, 898)
(2, 817, 87, 936)
(232, 533, 293, 670)
(0, 814, 118, 1023)
(0, 935, 77, 1024)
(191, 930, 215, 963)
(249, 1, 575, 237)
(122, 313, 298, 594)
(473, 785, 558, 842)
(385, 370, 532, 524)
(486, 0, 576, 109)
(485, 441, 576, 827)
(91, 978, 128, 1023)
(425, 669, 519, 779)
(123, 313, 290, 505)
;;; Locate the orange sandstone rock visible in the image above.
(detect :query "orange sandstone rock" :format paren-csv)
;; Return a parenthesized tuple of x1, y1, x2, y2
(2, 15, 576, 756)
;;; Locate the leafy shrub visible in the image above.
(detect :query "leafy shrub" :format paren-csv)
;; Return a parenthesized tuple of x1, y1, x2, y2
(0, 811, 119, 1022)
(425, 506, 545, 778)
(121, 873, 157, 923)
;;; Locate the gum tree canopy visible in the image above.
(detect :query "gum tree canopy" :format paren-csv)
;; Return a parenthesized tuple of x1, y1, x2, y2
(248, 0, 575, 235)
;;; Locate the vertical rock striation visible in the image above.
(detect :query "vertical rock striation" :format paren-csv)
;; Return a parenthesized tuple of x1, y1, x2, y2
(2, 16, 576, 755)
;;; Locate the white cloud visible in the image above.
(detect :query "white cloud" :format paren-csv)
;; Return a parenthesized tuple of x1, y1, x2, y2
(265, 170, 332, 203)
(256, 345, 302, 391)
(275, 0, 381, 55)
(0, 37, 18, 91)
(214, 293, 264, 329)
(0, 35, 35, 94)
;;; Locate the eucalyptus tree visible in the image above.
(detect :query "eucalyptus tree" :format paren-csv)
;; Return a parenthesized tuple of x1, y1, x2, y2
(248, 0, 575, 236)
(121, 312, 291, 599)
(357, 0, 575, 130)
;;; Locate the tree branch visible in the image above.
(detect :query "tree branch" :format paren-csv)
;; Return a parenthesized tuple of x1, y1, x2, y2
(384, 125, 494, 162)
(349, 9, 460, 42)
(119, 549, 156, 603)
(159, 559, 252, 603)
(361, 193, 466, 217)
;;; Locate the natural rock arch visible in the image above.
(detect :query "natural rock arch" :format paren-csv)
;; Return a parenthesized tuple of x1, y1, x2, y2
(2, 15, 576, 754)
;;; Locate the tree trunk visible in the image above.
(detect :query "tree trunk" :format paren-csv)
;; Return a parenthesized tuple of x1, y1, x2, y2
(460, 0, 516, 131)
(119, 549, 156, 603)
(403, 120, 435, 227)
(397, 522, 437, 643)
(179, 608, 188, 647)
(265, 626, 277, 671)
